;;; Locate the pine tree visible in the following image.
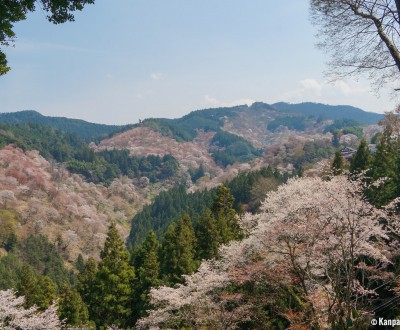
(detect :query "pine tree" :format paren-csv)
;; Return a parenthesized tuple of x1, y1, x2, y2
(195, 208, 220, 260)
(350, 139, 371, 174)
(58, 283, 89, 326)
(213, 185, 241, 244)
(161, 215, 198, 284)
(331, 151, 344, 175)
(92, 223, 135, 328)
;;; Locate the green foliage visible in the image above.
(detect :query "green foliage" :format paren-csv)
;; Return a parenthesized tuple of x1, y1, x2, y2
(188, 164, 205, 182)
(128, 185, 216, 247)
(267, 115, 308, 132)
(294, 139, 335, 168)
(142, 106, 242, 142)
(17, 264, 57, 310)
(58, 283, 90, 326)
(160, 215, 198, 284)
(19, 235, 72, 287)
(92, 223, 135, 328)
(129, 167, 287, 248)
(210, 130, 262, 167)
(133, 231, 160, 318)
(0, 209, 18, 250)
(77, 257, 98, 318)
(332, 151, 344, 175)
(0, 122, 90, 162)
(195, 208, 220, 260)
(212, 185, 242, 243)
(367, 127, 399, 207)
(350, 139, 371, 174)
(271, 102, 382, 125)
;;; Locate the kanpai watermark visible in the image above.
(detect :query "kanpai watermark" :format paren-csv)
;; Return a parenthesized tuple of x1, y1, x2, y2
(371, 318, 400, 327)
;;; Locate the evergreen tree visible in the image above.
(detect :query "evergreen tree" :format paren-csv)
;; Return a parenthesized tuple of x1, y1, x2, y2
(212, 185, 241, 244)
(195, 208, 220, 260)
(332, 130, 340, 148)
(134, 231, 160, 319)
(17, 265, 57, 310)
(77, 257, 97, 316)
(369, 126, 399, 206)
(58, 283, 90, 326)
(350, 139, 371, 174)
(92, 222, 135, 328)
(161, 215, 198, 284)
(75, 253, 85, 273)
(331, 151, 344, 175)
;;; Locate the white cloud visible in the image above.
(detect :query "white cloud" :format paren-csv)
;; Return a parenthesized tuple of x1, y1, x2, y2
(274, 78, 392, 113)
(279, 78, 370, 103)
(150, 72, 163, 81)
(300, 78, 323, 94)
(202, 95, 254, 108)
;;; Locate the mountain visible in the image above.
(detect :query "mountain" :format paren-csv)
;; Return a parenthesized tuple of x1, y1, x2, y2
(0, 110, 130, 141)
(270, 102, 383, 125)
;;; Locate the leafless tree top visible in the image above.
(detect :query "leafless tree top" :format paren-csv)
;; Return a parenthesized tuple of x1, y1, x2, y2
(310, 0, 400, 91)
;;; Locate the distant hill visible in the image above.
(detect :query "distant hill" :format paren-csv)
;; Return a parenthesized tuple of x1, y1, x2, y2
(0, 110, 131, 141)
(269, 102, 383, 126)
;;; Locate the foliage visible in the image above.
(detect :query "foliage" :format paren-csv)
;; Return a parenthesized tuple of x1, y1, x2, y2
(350, 139, 371, 174)
(142, 106, 242, 142)
(139, 176, 391, 329)
(331, 150, 344, 175)
(0, 110, 128, 142)
(132, 231, 161, 319)
(128, 167, 287, 247)
(0, 0, 95, 75)
(212, 185, 242, 244)
(160, 215, 198, 284)
(267, 115, 308, 132)
(17, 265, 57, 310)
(91, 223, 135, 328)
(128, 185, 216, 247)
(0, 234, 72, 294)
(58, 283, 89, 326)
(0, 289, 62, 329)
(210, 130, 262, 167)
(271, 102, 383, 125)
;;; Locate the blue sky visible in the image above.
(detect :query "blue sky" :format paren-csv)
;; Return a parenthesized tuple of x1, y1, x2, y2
(0, 0, 395, 124)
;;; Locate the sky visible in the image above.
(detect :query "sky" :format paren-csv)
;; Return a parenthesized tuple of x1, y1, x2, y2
(0, 0, 397, 125)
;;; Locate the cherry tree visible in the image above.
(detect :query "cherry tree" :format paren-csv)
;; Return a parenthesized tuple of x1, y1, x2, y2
(138, 176, 391, 329)
(0, 289, 62, 329)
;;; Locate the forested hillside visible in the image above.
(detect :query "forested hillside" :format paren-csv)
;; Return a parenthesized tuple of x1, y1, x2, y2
(0, 110, 131, 141)
(0, 102, 390, 329)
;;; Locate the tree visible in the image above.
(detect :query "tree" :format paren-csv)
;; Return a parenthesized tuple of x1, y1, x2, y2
(0, 0, 95, 75)
(92, 222, 135, 328)
(17, 265, 57, 310)
(195, 208, 220, 260)
(161, 215, 198, 284)
(0, 289, 62, 330)
(331, 150, 344, 175)
(212, 185, 242, 244)
(310, 0, 400, 89)
(350, 139, 371, 174)
(139, 176, 391, 329)
(134, 231, 160, 319)
(77, 257, 98, 323)
(57, 283, 89, 327)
